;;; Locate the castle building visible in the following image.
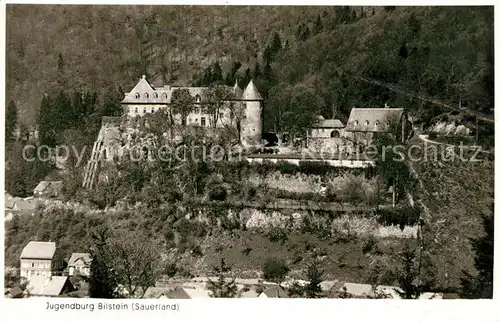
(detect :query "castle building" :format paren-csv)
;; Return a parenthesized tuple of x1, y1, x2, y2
(120, 75, 264, 146)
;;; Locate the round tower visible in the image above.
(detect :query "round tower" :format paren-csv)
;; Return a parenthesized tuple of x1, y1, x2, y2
(240, 79, 263, 146)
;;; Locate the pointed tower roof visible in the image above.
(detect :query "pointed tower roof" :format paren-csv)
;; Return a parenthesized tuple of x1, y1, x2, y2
(233, 80, 243, 98)
(242, 79, 263, 101)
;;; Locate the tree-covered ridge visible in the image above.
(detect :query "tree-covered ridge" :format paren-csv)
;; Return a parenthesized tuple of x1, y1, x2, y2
(6, 5, 493, 132)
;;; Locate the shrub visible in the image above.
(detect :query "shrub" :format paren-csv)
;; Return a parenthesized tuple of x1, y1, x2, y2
(375, 206, 420, 228)
(267, 227, 289, 244)
(262, 258, 290, 283)
(362, 235, 377, 254)
(165, 263, 178, 278)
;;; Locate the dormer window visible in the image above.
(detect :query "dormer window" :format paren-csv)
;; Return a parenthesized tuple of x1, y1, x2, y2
(364, 120, 369, 126)
(354, 120, 359, 126)
(153, 92, 158, 99)
(162, 93, 168, 100)
(144, 93, 149, 99)
(135, 93, 140, 99)
(375, 121, 380, 126)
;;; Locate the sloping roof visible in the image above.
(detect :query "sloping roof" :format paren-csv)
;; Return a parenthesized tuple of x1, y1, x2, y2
(143, 287, 171, 299)
(341, 283, 375, 297)
(5, 193, 15, 209)
(121, 76, 242, 104)
(34, 181, 51, 193)
(20, 241, 56, 259)
(68, 253, 92, 266)
(183, 287, 211, 298)
(240, 289, 259, 298)
(242, 79, 263, 101)
(14, 197, 40, 211)
(7, 286, 24, 298)
(261, 286, 289, 298)
(345, 108, 404, 132)
(27, 276, 70, 296)
(165, 288, 191, 299)
(313, 119, 344, 128)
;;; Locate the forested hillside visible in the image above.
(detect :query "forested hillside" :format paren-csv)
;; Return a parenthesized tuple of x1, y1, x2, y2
(6, 5, 494, 134)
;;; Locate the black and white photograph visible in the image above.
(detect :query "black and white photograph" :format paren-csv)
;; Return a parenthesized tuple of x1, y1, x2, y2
(3, 4, 494, 303)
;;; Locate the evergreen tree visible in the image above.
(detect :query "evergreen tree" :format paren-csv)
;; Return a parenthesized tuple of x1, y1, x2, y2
(460, 203, 494, 298)
(271, 32, 282, 53)
(253, 61, 261, 79)
(37, 95, 57, 147)
(313, 14, 323, 35)
(207, 258, 238, 298)
(89, 227, 119, 299)
(212, 61, 223, 84)
(6, 100, 18, 142)
(304, 261, 324, 298)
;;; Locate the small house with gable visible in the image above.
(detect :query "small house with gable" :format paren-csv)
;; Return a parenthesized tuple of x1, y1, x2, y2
(20, 241, 56, 279)
(68, 253, 92, 277)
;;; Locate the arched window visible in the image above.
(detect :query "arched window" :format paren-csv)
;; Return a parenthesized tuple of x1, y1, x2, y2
(354, 120, 359, 126)
(153, 92, 158, 99)
(135, 93, 140, 99)
(134, 107, 139, 114)
(364, 120, 369, 126)
(375, 121, 380, 126)
(144, 93, 149, 99)
(151, 107, 155, 113)
(162, 93, 168, 100)
(195, 95, 201, 103)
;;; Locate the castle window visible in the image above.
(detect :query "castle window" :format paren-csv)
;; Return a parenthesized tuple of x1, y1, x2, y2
(144, 93, 149, 99)
(201, 117, 206, 127)
(195, 95, 201, 103)
(153, 92, 158, 99)
(162, 93, 167, 100)
(375, 121, 380, 126)
(364, 120, 369, 126)
(135, 93, 140, 99)
(135, 107, 139, 114)
(151, 107, 155, 113)
(354, 120, 358, 126)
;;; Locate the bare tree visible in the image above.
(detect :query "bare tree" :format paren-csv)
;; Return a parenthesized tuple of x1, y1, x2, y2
(202, 85, 234, 128)
(110, 232, 163, 298)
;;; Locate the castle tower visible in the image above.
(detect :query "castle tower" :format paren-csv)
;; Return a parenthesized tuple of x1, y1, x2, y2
(240, 79, 263, 146)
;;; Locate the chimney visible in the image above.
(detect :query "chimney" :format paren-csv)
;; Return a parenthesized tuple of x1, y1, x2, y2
(141, 75, 146, 80)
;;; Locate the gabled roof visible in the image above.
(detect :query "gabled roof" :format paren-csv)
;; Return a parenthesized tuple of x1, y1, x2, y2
(242, 79, 263, 101)
(27, 276, 70, 297)
(20, 241, 56, 259)
(261, 286, 289, 298)
(34, 181, 51, 193)
(68, 253, 92, 266)
(121, 75, 242, 105)
(34, 180, 63, 194)
(165, 288, 191, 299)
(313, 119, 344, 129)
(345, 108, 404, 132)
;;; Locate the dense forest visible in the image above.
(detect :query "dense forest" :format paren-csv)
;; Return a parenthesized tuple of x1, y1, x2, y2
(6, 5, 494, 136)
